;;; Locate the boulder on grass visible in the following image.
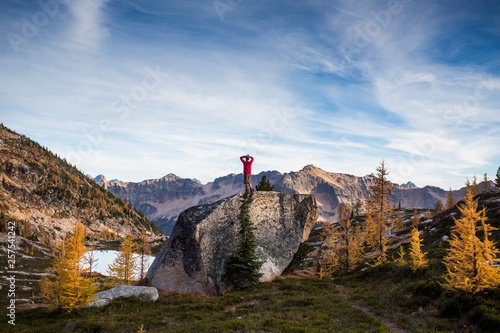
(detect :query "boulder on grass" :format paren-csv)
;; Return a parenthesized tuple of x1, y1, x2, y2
(147, 191, 318, 295)
(85, 285, 158, 308)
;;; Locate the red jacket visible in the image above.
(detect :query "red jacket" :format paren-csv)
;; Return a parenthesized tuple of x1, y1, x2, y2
(240, 156, 254, 174)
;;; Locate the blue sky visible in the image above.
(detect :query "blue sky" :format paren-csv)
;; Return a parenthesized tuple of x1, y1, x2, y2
(1, 0, 499, 189)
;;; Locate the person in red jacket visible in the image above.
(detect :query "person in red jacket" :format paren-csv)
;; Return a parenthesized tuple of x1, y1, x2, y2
(240, 155, 254, 191)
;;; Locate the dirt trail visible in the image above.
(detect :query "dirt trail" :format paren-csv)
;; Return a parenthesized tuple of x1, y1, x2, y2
(335, 284, 408, 333)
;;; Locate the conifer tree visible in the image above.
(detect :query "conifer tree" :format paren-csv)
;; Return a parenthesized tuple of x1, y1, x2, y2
(443, 190, 500, 293)
(319, 220, 338, 278)
(364, 161, 394, 264)
(446, 188, 456, 210)
(395, 210, 403, 232)
(40, 224, 97, 311)
(409, 228, 428, 272)
(353, 200, 362, 217)
(84, 235, 98, 276)
(481, 173, 489, 193)
(255, 175, 275, 191)
(426, 209, 432, 221)
(222, 189, 263, 289)
(472, 175, 479, 196)
(108, 233, 138, 285)
(412, 209, 420, 227)
(495, 167, 500, 188)
(137, 234, 151, 280)
(395, 245, 405, 267)
(322, 204, 363, 273)
(434, 200, 444, 213)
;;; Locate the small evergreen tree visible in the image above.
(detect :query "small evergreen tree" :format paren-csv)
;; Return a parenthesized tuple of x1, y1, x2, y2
(108, 234, 138, 285)
(222, 189, 263, 289)
(255, 175, 274, 191)
(472, 175, 479, 196)
(443, 190, 500, 293)
(446, 188, 455, 210)
(409, 228, 428, 272)
(481, 173, 489, 193)
(495, 167, 500, 188)
(353, 200, 362, 217)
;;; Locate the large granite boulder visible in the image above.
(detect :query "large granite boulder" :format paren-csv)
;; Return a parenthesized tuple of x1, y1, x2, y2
(147, 191, 318, 295)
(85, 285, 159, 308)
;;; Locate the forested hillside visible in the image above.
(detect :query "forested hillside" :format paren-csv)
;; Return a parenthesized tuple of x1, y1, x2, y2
(0, 124, 162, 244)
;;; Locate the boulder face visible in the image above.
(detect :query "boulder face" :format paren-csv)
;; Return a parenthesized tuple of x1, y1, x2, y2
(146, 191, 319, 295)
(85, 285, 159, 308)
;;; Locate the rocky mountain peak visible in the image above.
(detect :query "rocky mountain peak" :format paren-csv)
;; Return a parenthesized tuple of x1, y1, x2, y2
(301, 164, 320, 172)
(94, 174, 107, 183)
(159, 174, 182, 182)
(400, 181, 418, 189)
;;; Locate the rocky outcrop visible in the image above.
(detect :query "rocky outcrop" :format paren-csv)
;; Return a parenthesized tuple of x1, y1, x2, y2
(85, 285, 159, 308)
(146, 191, 319, 295)
(99, 165, 467, 235)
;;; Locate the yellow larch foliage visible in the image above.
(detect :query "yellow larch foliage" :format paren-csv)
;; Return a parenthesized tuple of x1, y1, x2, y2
(108, 233, 138, 285)
(443, 190, 500, 293)
(364, 161, 393, 264)
(319, 220, 339, 278)
(409, 228, 428, 272)
(395, 245, 406, 267)
(395, 210, 403, 232)
(40, 224, 97, 311)
(336, 203, 363, 272)
(412, 209, 420, 227)
(446, 188, 456, 210)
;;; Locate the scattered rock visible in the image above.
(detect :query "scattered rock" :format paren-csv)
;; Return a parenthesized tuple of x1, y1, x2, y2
(85, 285, 158, 308)
(147, 191, 319, 295)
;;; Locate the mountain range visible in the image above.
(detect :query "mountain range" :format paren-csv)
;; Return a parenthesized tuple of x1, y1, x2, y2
(96, 165, 471, 235)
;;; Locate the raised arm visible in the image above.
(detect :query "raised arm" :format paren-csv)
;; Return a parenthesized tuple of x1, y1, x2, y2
(240, 156, 246, 163)
(248, 156, 254, 163)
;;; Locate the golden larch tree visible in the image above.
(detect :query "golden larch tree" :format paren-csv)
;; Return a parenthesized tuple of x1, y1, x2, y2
(481, 173, 489, 193)
(426, 209, 432, 221)
(336, 203, 363, 272)
(108, 233, 138, 285)
(40, 224, 97, 311)
(472, 175, 479, 196)
(409, 228, 428, 272)
(412, 209, 420, 227)
(364, 161, 394, 264)
(434, 200, 444, 213)
(395, 245, 406, 267)
(395, 210, 403, 232)
(446, 188, 456, 210)
(443, 190, 500, 293)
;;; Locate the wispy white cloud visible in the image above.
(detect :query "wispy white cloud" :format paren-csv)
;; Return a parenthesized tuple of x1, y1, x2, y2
(66, 0, 109, 49)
